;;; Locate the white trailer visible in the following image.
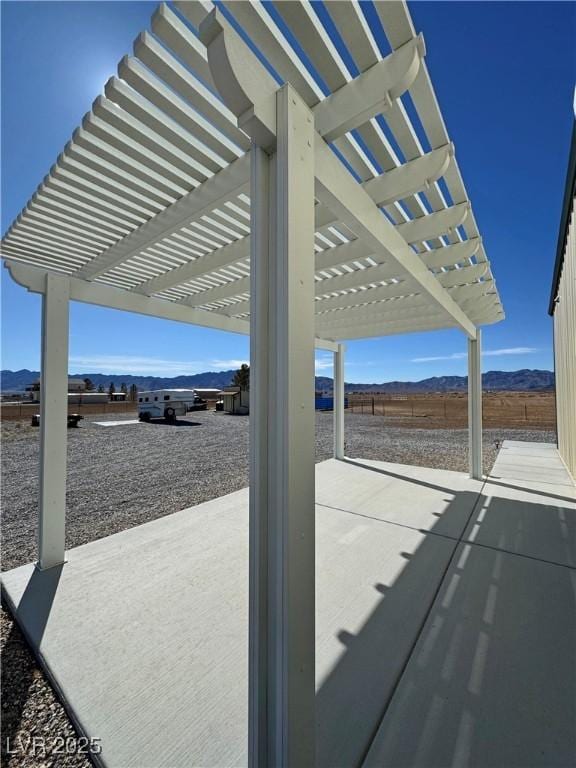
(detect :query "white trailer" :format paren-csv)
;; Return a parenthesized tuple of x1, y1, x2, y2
(137, 389, 206, 423)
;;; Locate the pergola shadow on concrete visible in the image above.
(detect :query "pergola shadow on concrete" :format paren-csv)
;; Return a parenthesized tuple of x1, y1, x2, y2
(2, 2, 504, 765)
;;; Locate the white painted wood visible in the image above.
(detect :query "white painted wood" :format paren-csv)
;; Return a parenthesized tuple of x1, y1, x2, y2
(248, 85, 316, 768)
(91, 94, 212, 182)
(134, 31, 250, 151)
(138, 234, 374, 301)
(313, 135, 477, 338)
(75, 154, 249, 280)
(72, 126, 188, 198)
(104, 76, 224, 176)
(363, 145, 453, 208)
(248, 144, 270, 768)
(420, 238, 480, 269)
(436, 263, 487, 290)
(5, 260, 250, 335)
(468, 329, 483, 479)
(313, 37, 424, 142)
(174, 0, 214, 30)
(179, 257, 402, 309)
(63, 139, 176, 207)
(395, 202, 470, 244)
(1, 0, 506, 343)
(38, 273, 70, 570)
(152, 4, 216, 92)
(4, 261, 336, 353)
(135, 238, 249, 296)
(321, 317, 452, 342)
(317, 303, 442, 332)
(118, 54, 243, 163)
(334, 344, 345, 459)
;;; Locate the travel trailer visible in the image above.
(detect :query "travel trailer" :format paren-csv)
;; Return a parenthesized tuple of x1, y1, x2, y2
(137, 389, 206, 423)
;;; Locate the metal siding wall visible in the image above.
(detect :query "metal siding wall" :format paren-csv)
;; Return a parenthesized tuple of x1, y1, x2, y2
(553, 198, 576, 480)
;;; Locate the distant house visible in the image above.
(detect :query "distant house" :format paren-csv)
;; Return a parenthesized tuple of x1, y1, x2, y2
(194, 388, 224, 400)
(27, 377, 86, 396)
(67, 392, 108, 405)
(221, 387, 249, 415)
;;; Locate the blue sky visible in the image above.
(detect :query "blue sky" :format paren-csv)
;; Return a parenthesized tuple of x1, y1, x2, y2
(1, 1, 574, 382)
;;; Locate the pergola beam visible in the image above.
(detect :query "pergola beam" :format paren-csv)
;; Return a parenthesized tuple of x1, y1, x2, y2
(436, 263, 487, 289)
(313, 136, 477, 337)
(325, 316, 454, 340)
(177, 252, 401, 309)
(75, 152, 250, 280)
(363, 143, 453, 207)
(318, 309, 447, 335)
(6, 260, 250, 334)
(134, 226, 370, 299)
(4, 260, 337, 352)
(420, 237, 481, 269)
(313, 36, 424, 142)
(136, 237, 249, 296)
(316, 301, 441, 331)
(396, 202, 469, 244)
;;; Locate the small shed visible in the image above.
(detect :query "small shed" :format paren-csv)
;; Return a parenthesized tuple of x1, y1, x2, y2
(221, 387, 249, 415)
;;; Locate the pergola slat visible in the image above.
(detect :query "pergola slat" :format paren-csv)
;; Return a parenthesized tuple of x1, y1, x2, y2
(152, 4, 216, 93)
(2, 0, 504, 347)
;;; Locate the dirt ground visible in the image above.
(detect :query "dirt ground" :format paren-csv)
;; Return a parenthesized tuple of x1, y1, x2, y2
(347, 390, 556, 429)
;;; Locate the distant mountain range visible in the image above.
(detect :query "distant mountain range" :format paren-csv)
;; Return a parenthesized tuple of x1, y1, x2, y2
(1, 368, 555, 393)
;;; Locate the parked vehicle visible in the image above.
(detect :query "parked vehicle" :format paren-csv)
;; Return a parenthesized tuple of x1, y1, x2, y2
(137, 389, 206, 423)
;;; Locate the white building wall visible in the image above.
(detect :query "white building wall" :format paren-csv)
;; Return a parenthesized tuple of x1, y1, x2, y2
(553, 198, 576, 480)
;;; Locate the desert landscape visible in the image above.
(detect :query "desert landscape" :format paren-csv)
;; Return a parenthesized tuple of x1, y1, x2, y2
(347, 390, 556, 429)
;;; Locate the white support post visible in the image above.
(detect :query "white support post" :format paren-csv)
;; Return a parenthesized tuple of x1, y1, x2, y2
(249, 84, 316, 768)
(334, 343, 345, 460)
(468, 329, 483, 480)
(38, 272, 70, 570)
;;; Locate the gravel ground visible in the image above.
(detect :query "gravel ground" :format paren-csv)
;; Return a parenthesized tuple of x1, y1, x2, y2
(1, 411, 556, 766)
(1, 608, 92, 768)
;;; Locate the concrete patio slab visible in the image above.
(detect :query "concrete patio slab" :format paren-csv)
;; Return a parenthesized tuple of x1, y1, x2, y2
(92, 420, 142, 427)
(464, 479, 576, 567)
(316, 458, 482, 540)
(2, 459, 474, 768)
(363, 541, 576, 768)
(490, 441, 575, 487)
(462, 441, 576, 567)
(499, 440, 558, 452)
(4, 445, 574, 768)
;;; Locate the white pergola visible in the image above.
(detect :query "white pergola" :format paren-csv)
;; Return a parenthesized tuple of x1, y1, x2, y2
(1, 2, 503, 765)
